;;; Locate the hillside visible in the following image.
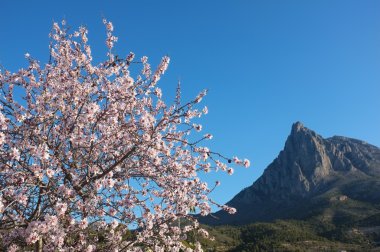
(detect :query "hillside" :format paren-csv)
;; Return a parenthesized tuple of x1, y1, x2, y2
(202, 122, 380, 225)
(197, 122, 380, 251)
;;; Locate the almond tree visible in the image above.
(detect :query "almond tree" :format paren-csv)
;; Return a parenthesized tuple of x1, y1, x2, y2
(0, 20, 250, 251)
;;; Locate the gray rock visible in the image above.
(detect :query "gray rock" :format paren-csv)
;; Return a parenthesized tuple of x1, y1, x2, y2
(201, 122, 380, 225)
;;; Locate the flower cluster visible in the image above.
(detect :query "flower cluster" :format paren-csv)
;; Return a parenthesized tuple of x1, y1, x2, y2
(0, 20, 250, 251)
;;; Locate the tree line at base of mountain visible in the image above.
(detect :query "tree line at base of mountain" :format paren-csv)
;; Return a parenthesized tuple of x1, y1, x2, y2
(193, 217, 380, 252)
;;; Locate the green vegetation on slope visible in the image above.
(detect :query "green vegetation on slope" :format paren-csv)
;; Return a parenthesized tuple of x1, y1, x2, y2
(197, 218, 378, 252)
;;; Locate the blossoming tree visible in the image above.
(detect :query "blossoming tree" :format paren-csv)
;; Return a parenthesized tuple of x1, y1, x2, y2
(0, 20, 249, 251)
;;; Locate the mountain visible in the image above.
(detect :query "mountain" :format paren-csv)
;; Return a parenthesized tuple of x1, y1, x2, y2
(202, 122, 380, 226)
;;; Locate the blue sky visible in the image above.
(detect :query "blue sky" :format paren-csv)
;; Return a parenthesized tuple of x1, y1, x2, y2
(1, 0, 379, 207)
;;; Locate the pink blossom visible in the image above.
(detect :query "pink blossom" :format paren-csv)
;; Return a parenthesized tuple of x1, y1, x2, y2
(105, 178, 115, 188)
(79, 218, 88, 229)
(227, 207, 237, 214)
(227, 168, 234, 175)
(55, 202, 67, 216)
(26, 232, 40, 244)
(0, 20, 249, 251)
(86, 244, 96, 252)
(243, 158, 251, 168)
(18, 194, 28, 205)
(11, 147, 20, 161)
(0, 112, 7, 130)
(46, 168, 54, 178)
(8, 244, 19, 252)
(202, 106, 208, 114)
(195, 90, 207, 103)
(198, 228, 209, 238)
(111, 220, 118, 229)
(204, 133, 213, 139)
(195, 241, 203, 252)
(0, 200, 4, 213)
(193, 124, 202, 132)
(233, 156, 242, 165)
(45, 214, 58, 226)
(109, 208, 117, 216)
(0, 132, 5, 145)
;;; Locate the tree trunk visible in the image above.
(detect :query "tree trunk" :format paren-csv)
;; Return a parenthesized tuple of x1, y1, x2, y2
(34, 238, 43, 252)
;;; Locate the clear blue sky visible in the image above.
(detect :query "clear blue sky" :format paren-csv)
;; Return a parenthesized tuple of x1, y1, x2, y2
(1, 0, 379, 208)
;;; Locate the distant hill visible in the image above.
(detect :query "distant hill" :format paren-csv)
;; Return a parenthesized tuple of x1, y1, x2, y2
(196, 122, 380, 251)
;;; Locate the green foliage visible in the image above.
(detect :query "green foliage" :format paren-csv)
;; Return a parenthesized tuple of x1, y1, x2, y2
(228, 220, 323, 252)
(197, 218, 379, 252)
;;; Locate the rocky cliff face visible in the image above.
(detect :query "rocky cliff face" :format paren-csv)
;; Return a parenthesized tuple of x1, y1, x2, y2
(202, 122, 380, 225)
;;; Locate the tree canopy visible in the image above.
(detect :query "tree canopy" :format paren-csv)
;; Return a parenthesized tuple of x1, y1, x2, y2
(0, 20, 249, 251)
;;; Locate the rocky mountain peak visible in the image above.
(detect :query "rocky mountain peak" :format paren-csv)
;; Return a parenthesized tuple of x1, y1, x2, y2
(278, 122, 331, 192)
(201, 122, 380, 225)
(287, 121, 322, 149)
(291, 121, 306, 133)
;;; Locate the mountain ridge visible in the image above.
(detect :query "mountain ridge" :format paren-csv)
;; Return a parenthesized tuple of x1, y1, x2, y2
(202, 122, 380, 225)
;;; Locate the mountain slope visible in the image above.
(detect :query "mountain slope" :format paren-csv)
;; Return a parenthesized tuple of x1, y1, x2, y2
(202, 122, 380, 225)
